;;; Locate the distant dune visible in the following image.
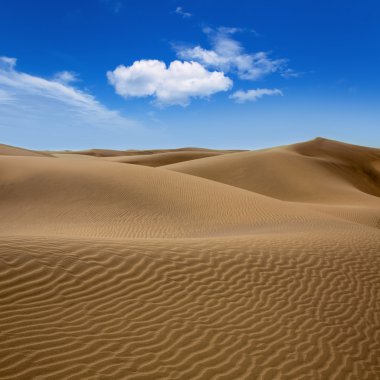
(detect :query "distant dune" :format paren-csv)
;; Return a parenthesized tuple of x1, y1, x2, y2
(0, 138, 379, 379)
(103, 151, 231, 167)
(51, 147, 243, 158)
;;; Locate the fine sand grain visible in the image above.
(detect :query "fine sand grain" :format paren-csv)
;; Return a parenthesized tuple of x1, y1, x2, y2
(0, 138, 379, 379)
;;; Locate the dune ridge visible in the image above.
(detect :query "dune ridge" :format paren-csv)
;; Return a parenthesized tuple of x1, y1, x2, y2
(0, 138, 379, 379)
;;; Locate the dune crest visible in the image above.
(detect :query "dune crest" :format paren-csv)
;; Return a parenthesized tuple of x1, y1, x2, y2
(0, 138, 379, 379)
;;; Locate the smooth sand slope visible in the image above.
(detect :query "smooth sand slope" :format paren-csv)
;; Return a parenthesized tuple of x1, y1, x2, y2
(0, 138, 379, 379)
(0, 143, 53, 157)
(164, 138, 380, 202)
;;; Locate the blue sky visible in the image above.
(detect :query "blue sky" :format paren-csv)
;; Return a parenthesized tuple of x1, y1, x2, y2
(0, 0, 379, 150)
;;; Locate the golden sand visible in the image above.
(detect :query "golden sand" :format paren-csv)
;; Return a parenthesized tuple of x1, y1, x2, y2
(0, 138, 379, 379)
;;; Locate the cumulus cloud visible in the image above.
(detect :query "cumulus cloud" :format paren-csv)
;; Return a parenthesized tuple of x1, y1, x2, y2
(107, 59, 232, 106)
(0, 56, 138, 129)
(176, 27, 289, 80)
(230, 88, 283, 103)
(174, 6, 192, 18)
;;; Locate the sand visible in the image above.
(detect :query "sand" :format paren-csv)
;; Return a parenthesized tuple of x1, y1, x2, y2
(0, 138, 379, 379)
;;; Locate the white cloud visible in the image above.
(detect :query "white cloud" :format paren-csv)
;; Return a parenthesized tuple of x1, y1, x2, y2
(176, 27, 289, 80)
(107, 59, 232, 106)
(0, 56, 138, 129)
(230, 88, 283, 103)
(53, 70, 80, 84)
(0, 56, 17, 69)
(174, 6, 192, 18)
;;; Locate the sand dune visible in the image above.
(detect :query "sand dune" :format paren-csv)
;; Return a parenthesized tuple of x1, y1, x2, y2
(0, 143, 53, 157)
(165, 137, 380, 203)
(103, 151, 228, 167)
(0, 138, 379, 379)
(0, 155, 345, 239)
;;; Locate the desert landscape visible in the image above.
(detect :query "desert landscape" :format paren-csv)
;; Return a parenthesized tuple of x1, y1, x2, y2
(0, 137, 379, 379)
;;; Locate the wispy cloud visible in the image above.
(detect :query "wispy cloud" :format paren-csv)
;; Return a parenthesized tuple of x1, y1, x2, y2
(107, 59, 232, 107)
(53, 70, 80, 84)
(174, 6, 192, 18)
(0, 85, 15, 103)
(176, 27, 292, 80)
(280, 68, 301, 79)
(230, 88, 283, 103)
(0, 56, 139, 130)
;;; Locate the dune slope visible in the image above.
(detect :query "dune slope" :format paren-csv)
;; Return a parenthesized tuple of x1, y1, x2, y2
(164, 138, 380, 203)
(0, 143, 53, 157)
(0, 155, 346, 239)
